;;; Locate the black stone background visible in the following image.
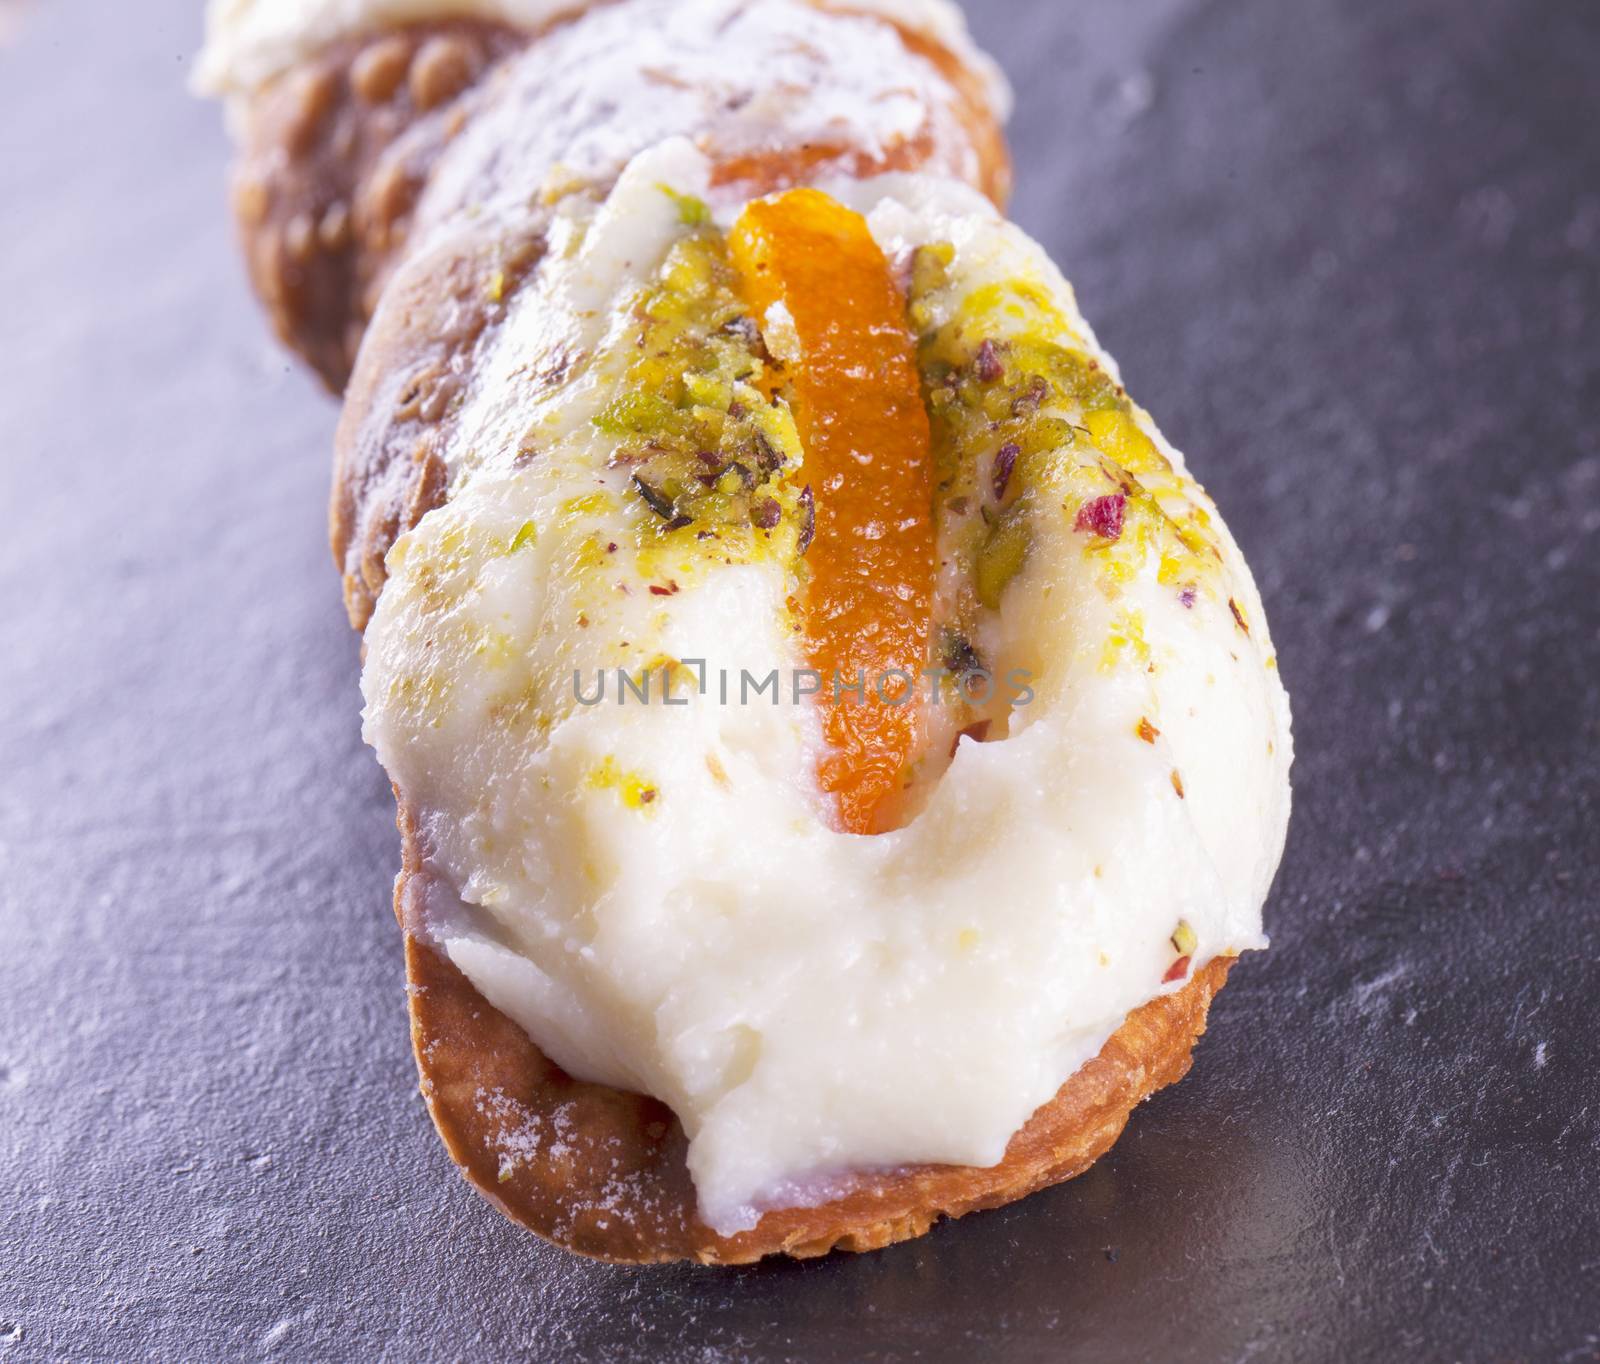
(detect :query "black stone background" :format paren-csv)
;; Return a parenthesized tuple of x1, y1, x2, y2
(1, 1, 1596, 1359)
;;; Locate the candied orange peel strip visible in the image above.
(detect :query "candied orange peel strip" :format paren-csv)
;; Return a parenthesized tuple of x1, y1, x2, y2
(729, 189, 935, 835)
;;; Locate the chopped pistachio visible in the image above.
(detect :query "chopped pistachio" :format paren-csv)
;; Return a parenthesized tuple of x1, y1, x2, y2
(976, 511, 1030, 609)
(591, 227, 806, 552)
(938, 625, 984, 679)
(632, 474, 677, 522)
(904, 260, 1226, 610)
(911, 241, 955, 299)
(657, 183, 711, 227)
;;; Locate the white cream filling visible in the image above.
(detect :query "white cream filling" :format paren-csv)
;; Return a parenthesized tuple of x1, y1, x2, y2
(194, 0, 1012, 121)
(360, 141, 1292, 1233)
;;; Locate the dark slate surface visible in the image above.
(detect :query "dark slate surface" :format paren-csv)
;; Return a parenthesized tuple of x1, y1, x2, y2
(2, 0, 1597, 1359)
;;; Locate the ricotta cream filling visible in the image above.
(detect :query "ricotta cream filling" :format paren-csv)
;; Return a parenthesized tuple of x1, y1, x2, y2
(195, 0, 1012, 121)
(361, 141, 1292, 1232)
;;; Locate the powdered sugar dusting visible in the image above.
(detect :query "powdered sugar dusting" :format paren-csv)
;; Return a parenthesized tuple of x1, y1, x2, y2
(410, 0, 992, 239)
(473, 1086, 680, 1234)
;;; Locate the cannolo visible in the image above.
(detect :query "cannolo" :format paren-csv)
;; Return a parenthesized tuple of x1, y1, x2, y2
(200, 0, 1293, 1263)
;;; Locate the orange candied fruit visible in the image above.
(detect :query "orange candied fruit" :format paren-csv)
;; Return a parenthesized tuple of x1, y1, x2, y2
(729, 189, 935, 835)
